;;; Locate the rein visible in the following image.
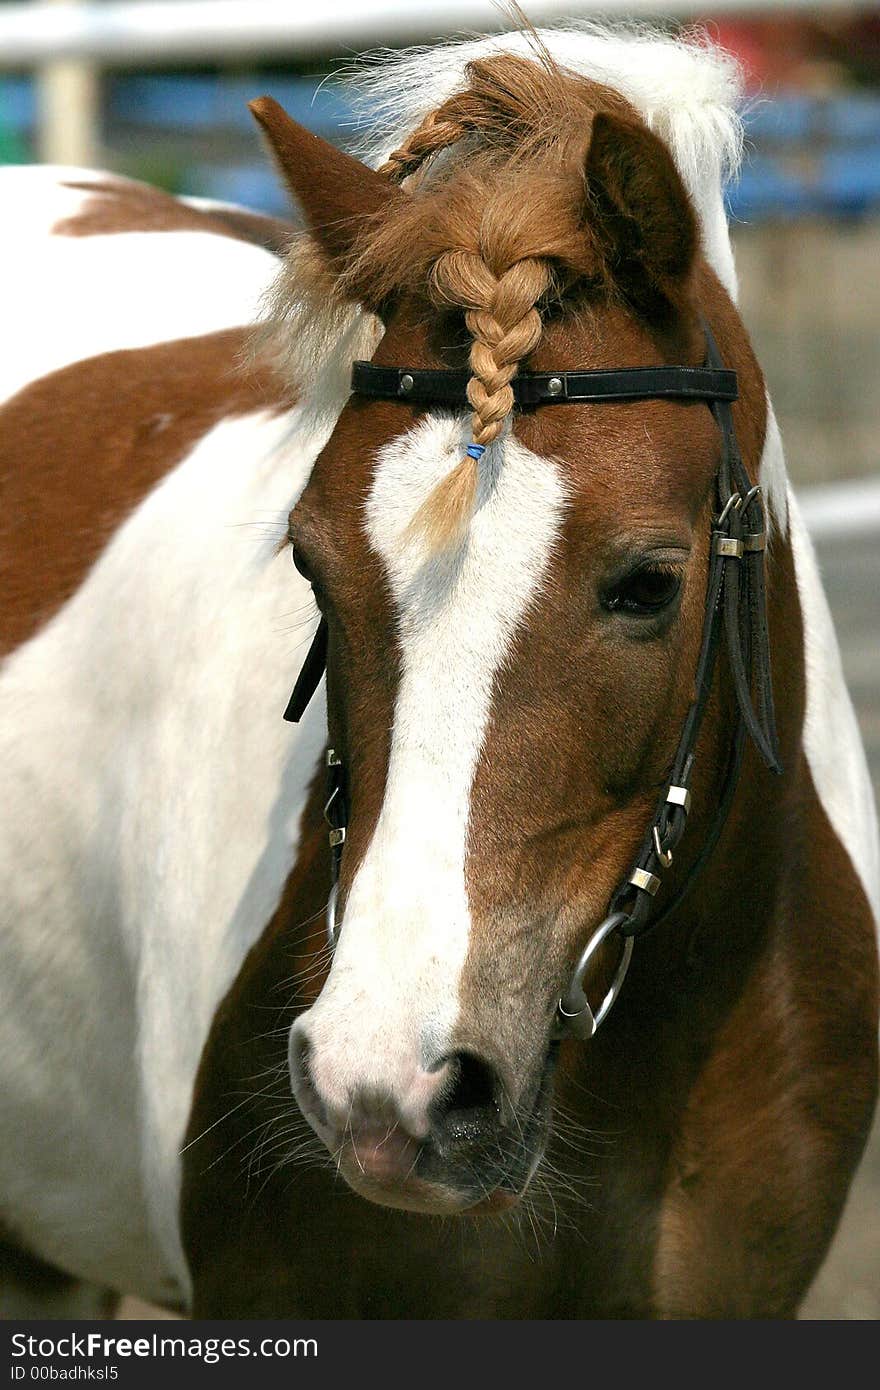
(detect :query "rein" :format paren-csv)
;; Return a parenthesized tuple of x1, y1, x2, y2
(283, 319, 781, 1042)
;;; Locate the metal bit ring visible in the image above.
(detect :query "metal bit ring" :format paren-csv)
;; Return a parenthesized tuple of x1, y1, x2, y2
(557, 911, 633, 1041)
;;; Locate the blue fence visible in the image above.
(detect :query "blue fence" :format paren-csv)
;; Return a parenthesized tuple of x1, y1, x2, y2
(2, 71, 880, 220)
(733, 92, 880, 219)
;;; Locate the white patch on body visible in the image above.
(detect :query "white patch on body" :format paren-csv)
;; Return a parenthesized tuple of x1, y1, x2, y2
(1, 184, 334, 1303)
(0, 166, 276, 407)
(756, 410, 876, 925)
(759, 395, 789, 537)
(786, 487, 880, 926)
(0, 406, 329, 1303)
(297, 418, 567, 1120)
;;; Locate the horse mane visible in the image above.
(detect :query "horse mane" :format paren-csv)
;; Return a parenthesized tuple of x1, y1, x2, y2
(353, 22, 743, 252)
(259, 23, 762, 541)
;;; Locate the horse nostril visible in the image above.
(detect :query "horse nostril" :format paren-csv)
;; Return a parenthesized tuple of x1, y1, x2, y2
(288, 1025, 328, 1129)
(431, 1051, 502, 1142)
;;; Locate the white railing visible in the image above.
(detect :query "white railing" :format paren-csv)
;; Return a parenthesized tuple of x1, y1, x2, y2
(799, 478, 880, 541)
(0, 0, 869, 68)
(3, 0, 873, 162)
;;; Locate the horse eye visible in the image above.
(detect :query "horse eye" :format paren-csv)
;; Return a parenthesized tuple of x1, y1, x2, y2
(603, 564, 682, 616)
(291, 546, 314, 584)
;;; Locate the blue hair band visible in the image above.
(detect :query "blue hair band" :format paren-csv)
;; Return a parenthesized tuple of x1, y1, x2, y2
(466, 443, 486, 460)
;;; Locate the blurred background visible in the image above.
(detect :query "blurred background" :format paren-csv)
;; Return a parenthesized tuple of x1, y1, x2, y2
(1, 0, 877, 1320)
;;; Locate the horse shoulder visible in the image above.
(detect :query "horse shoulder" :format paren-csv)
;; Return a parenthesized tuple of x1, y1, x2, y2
(0, 168, 332, 1304)
(651, 480, 878, 1318)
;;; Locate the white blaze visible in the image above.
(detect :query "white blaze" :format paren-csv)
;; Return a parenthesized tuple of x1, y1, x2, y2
(300, 416, 567, 1108)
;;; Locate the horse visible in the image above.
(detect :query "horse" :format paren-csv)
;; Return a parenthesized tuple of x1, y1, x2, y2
(1, 25, 877, 1321)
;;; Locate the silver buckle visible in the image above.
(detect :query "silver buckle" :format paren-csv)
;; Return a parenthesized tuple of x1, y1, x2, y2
(713, 535, 744, 559)
(653, 825, 673, 869)
(326, 882, 339, 947)
(714, 493, 742, 526)
(666, 784, 692, 815)
(328, 827, 346, 848)
(629, 867, 660, 896)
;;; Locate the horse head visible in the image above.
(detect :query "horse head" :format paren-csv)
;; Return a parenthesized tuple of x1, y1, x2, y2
(251, 53, 769, 1216)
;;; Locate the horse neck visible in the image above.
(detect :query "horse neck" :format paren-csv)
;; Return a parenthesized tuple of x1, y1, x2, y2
(696, 513, 805, 955)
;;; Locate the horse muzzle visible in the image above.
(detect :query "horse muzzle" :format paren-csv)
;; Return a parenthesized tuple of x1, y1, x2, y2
(288, 1020, 550, 1214)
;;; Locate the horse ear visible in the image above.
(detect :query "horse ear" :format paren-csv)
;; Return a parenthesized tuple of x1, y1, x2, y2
(249, 97, 400, 270)
(583, 111, 698, 317)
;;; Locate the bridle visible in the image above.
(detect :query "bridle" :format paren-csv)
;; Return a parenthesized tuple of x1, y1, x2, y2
(283, 317, 781, 1041)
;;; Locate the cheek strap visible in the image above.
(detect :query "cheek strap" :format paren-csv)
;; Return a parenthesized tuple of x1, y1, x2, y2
(283, 614, 327, 723)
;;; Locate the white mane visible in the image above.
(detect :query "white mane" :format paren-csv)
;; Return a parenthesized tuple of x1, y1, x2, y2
(350, 23, 744, 298)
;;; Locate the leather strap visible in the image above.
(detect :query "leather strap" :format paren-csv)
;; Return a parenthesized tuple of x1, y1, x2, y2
(283, 615, 327, 723)
(611, 318, 782, 942)
(351, 361, 739, 409)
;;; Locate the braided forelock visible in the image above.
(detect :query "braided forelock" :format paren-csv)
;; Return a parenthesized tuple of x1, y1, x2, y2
(403, 250, 550, 550)
(435, 251, 546, 448)
(363, 52, 619, 550)
(378, 103, 471, 185)
(377, 46, 576, 186)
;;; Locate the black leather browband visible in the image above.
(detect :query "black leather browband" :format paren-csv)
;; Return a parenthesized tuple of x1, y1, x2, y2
(350, 362, 738, 408)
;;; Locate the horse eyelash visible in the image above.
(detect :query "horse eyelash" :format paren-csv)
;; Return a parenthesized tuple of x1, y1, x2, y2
(636, 558, 685, 577)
